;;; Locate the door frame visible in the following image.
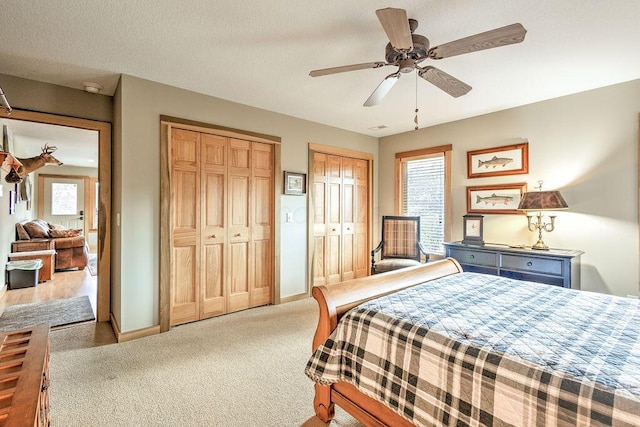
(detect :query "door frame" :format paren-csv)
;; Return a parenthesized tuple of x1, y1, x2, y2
(159, 115, 282, 333)
(307, 143, 374, 295)
(0, 109, 112, 322)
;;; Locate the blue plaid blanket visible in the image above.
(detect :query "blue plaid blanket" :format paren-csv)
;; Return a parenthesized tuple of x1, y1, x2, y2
(306, 272, 640, 426)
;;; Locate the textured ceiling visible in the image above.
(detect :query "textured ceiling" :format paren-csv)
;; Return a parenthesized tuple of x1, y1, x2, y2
(1, 1, 640, 137)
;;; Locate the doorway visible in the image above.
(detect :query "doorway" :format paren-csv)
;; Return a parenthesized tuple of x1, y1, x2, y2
(0, 109, 111, 323)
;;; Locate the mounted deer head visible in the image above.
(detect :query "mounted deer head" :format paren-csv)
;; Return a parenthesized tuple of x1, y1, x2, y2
(16, 143, 63, 178)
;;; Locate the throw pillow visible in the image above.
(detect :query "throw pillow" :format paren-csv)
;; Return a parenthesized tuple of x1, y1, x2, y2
(23, 220, 50, 238)
(48, 223, 68, 231)
(15, 223, 30, 240)
(49, 228, 82, 238)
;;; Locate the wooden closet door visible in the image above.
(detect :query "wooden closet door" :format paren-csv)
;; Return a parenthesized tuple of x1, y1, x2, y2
(200, 134, 227, 319)
(326, 155, 342, 285)
(250, 142, 273, 307)
(312, 151, 370, 286)
(170, 129, 201, 325)
(341, 158, 355, 281)
(353, 159, 369, 278)
(312, 153, 327, 287)
(228, 139, 251, 313)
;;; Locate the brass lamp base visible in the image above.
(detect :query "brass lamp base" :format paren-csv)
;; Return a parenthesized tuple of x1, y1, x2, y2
(531, 239, 549, 250)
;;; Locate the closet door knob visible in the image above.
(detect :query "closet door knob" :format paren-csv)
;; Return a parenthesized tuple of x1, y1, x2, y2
(234, 233, 241, 237)
(210, 234, 216, 238)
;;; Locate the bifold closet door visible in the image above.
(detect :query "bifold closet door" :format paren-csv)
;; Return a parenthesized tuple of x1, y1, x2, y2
(171, 130, 275, 325)
(312, 153, 328, 287)
(170, 129, 201, 325)
(200, 133, 227, 319)
(250, 142, 274, 308)
(353, 159, 369, 278)
(227, 139, 274, 312)
(228, 139, 251, 313)
(312, 151, 369, 287)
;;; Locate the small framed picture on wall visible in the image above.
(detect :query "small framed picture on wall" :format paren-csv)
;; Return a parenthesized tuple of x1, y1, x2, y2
(284, 171, 306, 195)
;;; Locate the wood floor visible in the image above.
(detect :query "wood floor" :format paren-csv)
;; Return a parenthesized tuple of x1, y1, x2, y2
(0, 265, 97, 318)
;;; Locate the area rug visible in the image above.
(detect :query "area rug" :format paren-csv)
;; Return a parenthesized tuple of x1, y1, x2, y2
(87, 255, 97, 276)
(0, 296, 95, 332)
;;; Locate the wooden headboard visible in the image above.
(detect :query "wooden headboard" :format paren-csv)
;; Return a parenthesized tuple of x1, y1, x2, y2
(311, 258, 463, 351)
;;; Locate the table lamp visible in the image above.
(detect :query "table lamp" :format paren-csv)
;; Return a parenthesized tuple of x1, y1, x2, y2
(517, 181, 568, 250)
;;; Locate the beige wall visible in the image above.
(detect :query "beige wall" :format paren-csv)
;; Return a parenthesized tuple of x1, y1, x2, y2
(0, 73, 113, 123)
(115, 74, 378, 332)
(379, 79, 640, 297)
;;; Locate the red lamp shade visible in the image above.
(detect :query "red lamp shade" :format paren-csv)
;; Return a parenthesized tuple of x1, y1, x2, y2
(517, 191, 568, 211)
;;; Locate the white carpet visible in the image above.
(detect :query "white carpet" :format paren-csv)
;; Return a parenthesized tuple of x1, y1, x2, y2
(49, 299, 361, 426)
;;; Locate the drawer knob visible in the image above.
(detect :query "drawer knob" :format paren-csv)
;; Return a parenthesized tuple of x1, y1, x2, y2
(527, 261, 533, 266)
(469, 254, 475, 259)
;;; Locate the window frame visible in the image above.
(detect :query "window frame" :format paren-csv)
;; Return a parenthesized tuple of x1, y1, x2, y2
(394, 144, 452, 259)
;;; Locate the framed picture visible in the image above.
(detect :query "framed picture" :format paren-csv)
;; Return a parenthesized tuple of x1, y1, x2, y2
(467, 142, 528, 178)
(284, 171, 306, 195)
(467, 182, 527, 215)
(462, 214, 484, 246)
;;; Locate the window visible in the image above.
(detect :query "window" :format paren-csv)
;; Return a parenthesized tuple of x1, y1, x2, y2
(396, 145, 452, 255)
(50, 183, 77, 215)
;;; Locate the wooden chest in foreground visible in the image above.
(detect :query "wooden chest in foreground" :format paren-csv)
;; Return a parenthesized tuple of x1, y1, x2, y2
(0, 324, 50, 427)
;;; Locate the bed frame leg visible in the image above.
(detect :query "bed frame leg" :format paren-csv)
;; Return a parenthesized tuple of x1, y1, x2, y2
(314, 384, 335, 422)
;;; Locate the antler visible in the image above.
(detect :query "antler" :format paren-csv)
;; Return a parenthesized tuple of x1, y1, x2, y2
(42, 143, 58, 154)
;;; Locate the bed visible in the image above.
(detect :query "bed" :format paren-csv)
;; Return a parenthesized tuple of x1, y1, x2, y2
(305, 258, 640, 426)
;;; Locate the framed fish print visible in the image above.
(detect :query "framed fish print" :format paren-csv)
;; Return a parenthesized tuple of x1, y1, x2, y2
(467, 142, 528, 178)
(467, 183, 527, 215)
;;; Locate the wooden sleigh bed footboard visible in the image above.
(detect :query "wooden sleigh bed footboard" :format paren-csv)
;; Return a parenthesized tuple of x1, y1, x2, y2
(310, 258, 463, 426)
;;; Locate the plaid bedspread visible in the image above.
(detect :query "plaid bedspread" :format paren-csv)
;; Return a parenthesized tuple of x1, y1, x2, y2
(305, 273, 640, 426)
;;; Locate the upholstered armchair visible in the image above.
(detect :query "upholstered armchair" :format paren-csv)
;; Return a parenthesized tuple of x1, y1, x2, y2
(371, 215, 429, 274)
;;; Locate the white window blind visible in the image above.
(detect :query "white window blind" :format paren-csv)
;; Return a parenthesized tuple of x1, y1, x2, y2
(402, 154, 445, 254)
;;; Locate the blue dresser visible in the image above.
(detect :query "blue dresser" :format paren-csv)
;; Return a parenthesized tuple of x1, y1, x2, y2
(444, 242, 584, 289)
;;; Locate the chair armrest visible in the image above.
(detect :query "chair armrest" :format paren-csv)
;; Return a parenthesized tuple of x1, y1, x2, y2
(371, 241, 383, 257)
(371, 241, 384, 274)
(418, 242, 430, 263)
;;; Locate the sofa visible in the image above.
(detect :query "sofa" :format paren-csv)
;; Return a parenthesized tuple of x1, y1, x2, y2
(14, 219, 89, 271)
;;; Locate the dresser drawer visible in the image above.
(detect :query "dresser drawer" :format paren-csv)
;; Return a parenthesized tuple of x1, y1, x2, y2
(500, 254, 563, 276)
(448, 248, 497, 267)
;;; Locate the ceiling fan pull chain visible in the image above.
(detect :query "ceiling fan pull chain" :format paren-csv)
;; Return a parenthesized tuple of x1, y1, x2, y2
(414, 71, 419, 130)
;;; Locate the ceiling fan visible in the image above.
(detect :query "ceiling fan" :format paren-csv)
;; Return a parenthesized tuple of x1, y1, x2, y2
(309, 8, 527, 107)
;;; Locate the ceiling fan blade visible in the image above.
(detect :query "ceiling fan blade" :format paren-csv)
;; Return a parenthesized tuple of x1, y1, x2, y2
(376, 8, 413, 51)
(428, 23, 527, 59)
(418, 66, 472, 98)
(309, 61, 388, 77)
(364, 72, 401, 107)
